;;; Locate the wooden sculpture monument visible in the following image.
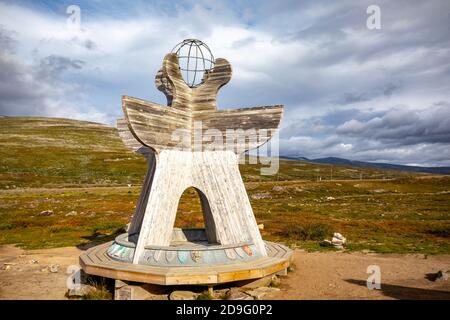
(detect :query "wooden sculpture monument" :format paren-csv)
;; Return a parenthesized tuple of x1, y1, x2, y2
(80, 39, 293, 288)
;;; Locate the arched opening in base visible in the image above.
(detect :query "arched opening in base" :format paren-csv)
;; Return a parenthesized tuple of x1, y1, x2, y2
(173, 186, 219, 245)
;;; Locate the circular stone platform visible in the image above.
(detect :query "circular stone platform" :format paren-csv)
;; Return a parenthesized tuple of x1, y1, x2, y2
(80, 231, 293, 285)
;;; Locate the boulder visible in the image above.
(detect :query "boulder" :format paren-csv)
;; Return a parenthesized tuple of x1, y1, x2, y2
(226, 288, 254, 300)
(235, 274, 273, 289)
(67, 284, 97, 298)
(321, 232, 346, 250)
(169, 290, 198, 300)
(331, 232, 346, 246)
(245, 287, 280, 300)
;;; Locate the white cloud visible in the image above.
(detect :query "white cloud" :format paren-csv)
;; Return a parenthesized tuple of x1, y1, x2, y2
(0, 0, 450, 166)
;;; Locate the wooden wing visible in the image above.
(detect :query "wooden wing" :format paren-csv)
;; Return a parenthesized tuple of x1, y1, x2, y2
(122, 95, 191, 153)
(195, 105, 283, 153)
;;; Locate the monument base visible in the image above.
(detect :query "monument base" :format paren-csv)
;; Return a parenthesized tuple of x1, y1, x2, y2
(80, 240, 292, 286)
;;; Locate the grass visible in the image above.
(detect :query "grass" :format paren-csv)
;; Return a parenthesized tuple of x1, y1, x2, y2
(82, 281, 112, 300)
(277, 223, 334, 241)
(0, 116, 449, 255)
(196, 291, 214, 300)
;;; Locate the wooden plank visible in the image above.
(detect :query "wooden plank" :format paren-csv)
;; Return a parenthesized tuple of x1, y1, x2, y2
(81, 242, 292, 285)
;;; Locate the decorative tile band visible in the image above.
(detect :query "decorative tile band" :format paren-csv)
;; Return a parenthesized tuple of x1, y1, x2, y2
(106, 232, 263, 266)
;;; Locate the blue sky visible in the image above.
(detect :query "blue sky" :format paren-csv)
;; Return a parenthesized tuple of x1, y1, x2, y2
(1, 0, 450, 165)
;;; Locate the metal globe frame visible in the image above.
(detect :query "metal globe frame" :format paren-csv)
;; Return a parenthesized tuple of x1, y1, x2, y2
(171, 39, 215, 88)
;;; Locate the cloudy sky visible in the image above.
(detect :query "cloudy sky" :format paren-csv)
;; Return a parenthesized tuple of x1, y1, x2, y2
(1, 0, 449, 166)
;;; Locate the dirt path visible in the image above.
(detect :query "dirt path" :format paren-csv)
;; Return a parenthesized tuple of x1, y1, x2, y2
(1, 245, 449, 300)
(267, 250, 450, 300)
(0, 245, 81, 300)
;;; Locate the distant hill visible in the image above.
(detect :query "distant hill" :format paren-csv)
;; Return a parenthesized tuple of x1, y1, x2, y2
(282, 156, 450, 175)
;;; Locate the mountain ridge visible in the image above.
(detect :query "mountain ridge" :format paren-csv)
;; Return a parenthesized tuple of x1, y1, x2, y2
(281, 156, 450, 175)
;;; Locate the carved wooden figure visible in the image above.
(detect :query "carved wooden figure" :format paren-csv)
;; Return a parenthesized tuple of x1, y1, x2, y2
(81, 44, 292, 287)
(119, 52, 283, 263)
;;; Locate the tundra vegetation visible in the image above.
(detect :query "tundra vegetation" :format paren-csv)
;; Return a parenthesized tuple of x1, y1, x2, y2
(1, 117, 449, 254)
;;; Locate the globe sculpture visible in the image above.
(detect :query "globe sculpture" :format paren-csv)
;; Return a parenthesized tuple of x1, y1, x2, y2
(171, 39, 215, 88)
(80, 39, 293, 299)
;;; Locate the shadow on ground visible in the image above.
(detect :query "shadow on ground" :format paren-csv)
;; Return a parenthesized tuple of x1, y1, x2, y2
(345, 279, 450, 300)
(76, 227, 126, 251)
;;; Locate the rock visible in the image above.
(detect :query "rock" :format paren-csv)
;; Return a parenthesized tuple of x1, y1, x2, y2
(39, 210, 54, 216)
(257, 223, 264, 230)
(333, 232, 345, 241)
(253, 286, 281, 292)
(320, 240, 333, 247)
(326, 196, 335, 200)
(144, 293, 169, 300)
(65, 211, 77, 217)
(29, 259, 39, 264)
(320, 238, 344, 250)
(67, 284, 97, 298)
(435, 270, 450, 281)
(270, 274, 281, 287)
(236, 274, 273, 289)
(1, 265, 11, 271)
(48, 264, 59, 273)
(272, 186, 285, 192)
(331, 238, 345, 245)
(169, 290, 198, 300)
(213, 289, 229, 299)
(225, 288, 254, 300)
(245, 287, 280, 300)
(373, 189, 386, 193)
(114, 280, 169, 300)
(331, 232, 346, 246)
(251, 193, 272, 200)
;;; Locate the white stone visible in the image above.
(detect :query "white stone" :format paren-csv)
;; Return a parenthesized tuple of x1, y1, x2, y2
(39, 210, 54, 216)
